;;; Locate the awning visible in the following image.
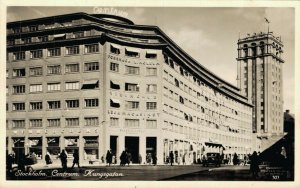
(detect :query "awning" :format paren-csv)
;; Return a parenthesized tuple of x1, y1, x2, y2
(146, 50, 157, 54)
(110, 43, 120, 49)
(111, 98, 120, 104)
(53, 33, 66, 38)
(110, 80, 120, 85)
(205, 142, 225, 149)
(83, 80, 98, 85)
(125, 47, 140, 53)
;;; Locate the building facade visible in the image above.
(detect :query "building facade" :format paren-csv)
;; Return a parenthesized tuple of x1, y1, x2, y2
(237, 32, 284, 152)
(6, 12, 253, 165)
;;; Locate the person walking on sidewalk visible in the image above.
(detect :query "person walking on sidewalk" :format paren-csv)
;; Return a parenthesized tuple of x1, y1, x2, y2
(250, 151, 260, 179)
(71, 150, 80, 168)
(106, 150, 113, 166)
(58, 149, 68, 171)
(169, 151, 174, 166)
(152, 152, 157, 166)
(45, 151, 52, 166)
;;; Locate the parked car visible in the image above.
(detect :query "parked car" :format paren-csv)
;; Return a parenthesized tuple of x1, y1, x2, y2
(202, 152, 222, 167)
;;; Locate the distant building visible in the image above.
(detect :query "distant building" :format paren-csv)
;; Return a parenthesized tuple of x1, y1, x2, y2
(6, 12, 254, 164)
(237, 32, 285, 152)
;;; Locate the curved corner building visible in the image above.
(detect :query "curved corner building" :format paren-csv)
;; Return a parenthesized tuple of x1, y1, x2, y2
(6, 12, 254, 164)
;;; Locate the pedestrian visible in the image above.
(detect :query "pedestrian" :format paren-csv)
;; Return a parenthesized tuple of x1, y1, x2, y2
(71, 150, 80, 168)
(146, 153, 152, 165)
(106, 150, 113, 166)
(233, 153, 238, 165)
(6, 153, 14, 172)
(182, 153, 186, 165)
(120, 151, 127, 166)
(17, 151, 26, 171)
(126, 151, 131, 166)
(152, 152, 157, 166)
(169, 151, 174, 166)
(280, 146, 287, 168)
(58, 149, 68, 171)
(138, 154, 142, 164)
(250, 151, 260, 179)
(45, 151, 52, 166)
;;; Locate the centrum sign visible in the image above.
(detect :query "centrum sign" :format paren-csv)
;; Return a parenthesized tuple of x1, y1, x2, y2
(93, 7, 129, 18)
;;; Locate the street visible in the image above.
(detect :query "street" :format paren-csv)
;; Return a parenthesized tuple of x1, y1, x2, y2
(6, 163, 293, 181)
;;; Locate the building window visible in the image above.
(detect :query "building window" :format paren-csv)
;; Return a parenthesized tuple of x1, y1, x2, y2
(29, 67, 43, 76)
(110, 44, 120, 54)
(13, 68, 26, 77)
(110, 81, 120, 90)
(12, 103, 25, 111)
(12, 120, 25, 128)
(30, 101, 43, 110)
(125, 119, 139, 128)
(47, 119, 60, 127)
(66, 99, 79, 108)
(85, 99, 99, 107)
(65, 63, 79, 73)
(24, 37, 32, 44)
(81, 80, 99, 89)
(146, 84, 157, 93)
(66, 118, 79, 126)
(125, 83, 139, 92)
(13, 51, 25, 60)
(13, 85, 25, 94)
(125, 48, 140, 58)
(110, 117, 119, 127)
(47, 82, 61, 91)
(146, 67, 157, 76)
(47, 48, 61, 57)
(125, 66, 139, 75)
(38, 36, 48, 42)
(65, 81, 80, 90)
(110, 99, 120, 108)
(29, 25, 38, 32)
(84, 62, 99, 71)
(179, 96, 184, 104)
(146, 102, 157, 110)
(85, 44, 99, 53)
(30, 119, 42, 127)
(146, 120, 157, 129)
(126, 101, 139, 110)
(30, 50, 43, 59)
(66, 46, 80, 55)
(85, 117, 99, 126)
(145, 52, 157, 59)
(30, 84, 43, 93)
(74, 31, 84, 38)
(47, 65, 61, 75)
(13, 27, 21, 34)
(48, 101, 61, 109)
(175, 78, 179, 87)
(110, 62, 119, 72)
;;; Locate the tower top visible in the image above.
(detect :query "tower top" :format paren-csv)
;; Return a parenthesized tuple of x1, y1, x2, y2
(238, 31, 283, 47)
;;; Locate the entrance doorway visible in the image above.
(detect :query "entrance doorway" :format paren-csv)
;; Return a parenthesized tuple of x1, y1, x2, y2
(125, 136, 139, 163)
(146, 137, 157, 155)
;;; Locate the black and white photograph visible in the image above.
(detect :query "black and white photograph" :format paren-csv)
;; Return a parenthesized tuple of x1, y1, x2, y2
(1, 0, 299, 187)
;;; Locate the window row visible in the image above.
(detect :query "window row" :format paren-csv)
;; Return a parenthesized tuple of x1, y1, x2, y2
(110, 44, 157, 59)
(8, 81, 99, 94)
(110, 100, 157, 110)
(8, 117, 100, 128)
(110, 81, 157, 93)
(109, 62, 158, 76)
(10, 44, 99, 61)
(8, 99, 99, 111)
(110, 118, 157, 129)
(8, 62, 99, 78)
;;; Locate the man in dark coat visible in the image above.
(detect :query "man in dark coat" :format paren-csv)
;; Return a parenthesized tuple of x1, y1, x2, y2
(106, 150, 113, 166)
(250, 151, 260, 179)
(58, 149, 68, 171)
(169, 151, 174, 166)
(120, 151, 127, 166)
(152, 152, 157, 166)
(71, 150, 80, 168)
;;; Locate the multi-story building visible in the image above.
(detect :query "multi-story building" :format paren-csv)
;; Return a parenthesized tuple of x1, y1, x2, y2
(237, 32, 284, 152)
(6, 12, 253, 164)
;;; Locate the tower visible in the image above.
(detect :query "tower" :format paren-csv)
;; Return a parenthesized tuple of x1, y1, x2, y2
(237, 32, 284, 152)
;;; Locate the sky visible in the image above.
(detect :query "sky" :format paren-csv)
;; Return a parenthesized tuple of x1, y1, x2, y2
(6, 6, 295, 113)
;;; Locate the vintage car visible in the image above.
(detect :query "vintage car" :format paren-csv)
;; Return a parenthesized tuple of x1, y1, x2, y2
(202, 152, 222, 167)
